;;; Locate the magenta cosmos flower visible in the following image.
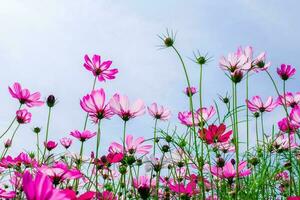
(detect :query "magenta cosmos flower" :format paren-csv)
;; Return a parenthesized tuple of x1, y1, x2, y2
(147, 103, 171, 121)
(80, 89, 114, 123)
(109, 93, 145, 121)
(246, 96, 278, 113)
(178, 106, 215, 126)
(44, 141, 58, 151)
(39, 162, 81, 185)
(168, 181, 198, 197)
(16, 109, 32, 124)
(198, 124, 233, 144)
(210, 161, 251, 179)
(70, 130, 96, 142)
(277, 64, 296, 80)
(8, 82, 44, 107)
(184, 86, 197, 97)
(278, 92, 300, 108)
(133, 175, 155, 199)
(109, 134, 152, 155)
(59, 137, 73, 149)
(290, 106, 300, 126)
(83, 54, 118, 82)
(22, 171, 70, 200)
(0, 188, 16, 199)
(278, 117, 299, 133)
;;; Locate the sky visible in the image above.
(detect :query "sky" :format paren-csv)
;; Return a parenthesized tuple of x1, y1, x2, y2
(0, 0, 299, 156)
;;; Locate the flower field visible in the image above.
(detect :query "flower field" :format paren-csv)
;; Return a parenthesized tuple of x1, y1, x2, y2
(0, 32, 300, 200)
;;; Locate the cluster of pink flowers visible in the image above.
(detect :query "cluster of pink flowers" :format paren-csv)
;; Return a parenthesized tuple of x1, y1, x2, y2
(0, 41, 299, 200)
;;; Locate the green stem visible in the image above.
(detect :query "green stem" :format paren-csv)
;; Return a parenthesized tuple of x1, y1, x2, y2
(83, 76, 97, 130)
(96, 120, 101, 158)
(171, 45, 205, 199)
(122, 121, 127, 153)
(255, 117, 259, 147)
(42, 107, 52, 162)
(153, 119, 158, 156)
(283, 80, 293, 196)
(246, 73, 249, 156)
(0, 104, 22, 139)
(232, 82, 239, 197)
(1, 124, 20, 158)
(36, 133, 40, 161)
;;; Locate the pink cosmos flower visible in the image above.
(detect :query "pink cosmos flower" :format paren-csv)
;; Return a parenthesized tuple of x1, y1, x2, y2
(0, 156, 18, 168)
(80, 89, 114, 123)
(168, 181, 198, 197)
(106, 152, 124, 164)
(133, 175, 155, 189)
(8, 82, 44, 107)
(10, 172, 23, 190)
(83, 54, 118, 82)
(147, 103, 171, 121)
(70, 130, 96, 142)
(15, 152, 38, 167)
(199, 124, 233, 144)
(246, 96, 278, 113)
(39, 162, 82, 185)
(178, 111, 196, 126)
(272, 134, 298, 151)
(288, 197, 300, 200)
(44, 141, 58, 151)
(133, 176, 155, 199)
(184, 86, 197, 97)
(16, 109, 32, 124)
(278, 92, 300, 108)
(65, 190, 96, 200)
(109, 134, 152, 155)
(22, 170, 70, 200)
(109, 93, 145, 121)
(210, 161, 251, 179)
(275, 171, 289, 181)
(0, 188, 16, 199)
(219, 47, 251, 72)
(195, 106, 216, 123)
(252, 52, 271, 72)
(178, 106, 215, 127)
(60, 137, 73, 149)
(97, 191, 117, 200)
(277, 64, 296, 80)
(211, 141, 235, 153)
(278, 117, 299, 133)
(290, 106, 300, 126)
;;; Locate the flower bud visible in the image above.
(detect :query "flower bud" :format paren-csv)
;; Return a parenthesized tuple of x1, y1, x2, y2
(33, 127, 41, 134)
(162, 145, 170, 153)
(46, 95, 56, 107)
(164, 37, 174, 47)
(4, 139, 12, 148)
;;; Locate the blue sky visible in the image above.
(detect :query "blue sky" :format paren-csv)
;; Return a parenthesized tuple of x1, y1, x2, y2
(0, 0, 299, 155)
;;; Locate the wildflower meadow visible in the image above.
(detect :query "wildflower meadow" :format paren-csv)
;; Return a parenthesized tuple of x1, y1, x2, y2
(0, 30, 300, 200)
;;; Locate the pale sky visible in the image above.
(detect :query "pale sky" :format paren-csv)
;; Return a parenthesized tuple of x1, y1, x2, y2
(0, 0, 299, 155)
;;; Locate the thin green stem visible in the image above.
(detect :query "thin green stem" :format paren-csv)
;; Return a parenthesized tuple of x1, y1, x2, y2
(1, 124, 20, 158)
(0, 104, 22, 139)
(42, 107, 52, 162)
(171, 45, 205, 199)
(246, 73, 249, 156)
(83, 76, 97, 130)
(153, 119, 158, 156)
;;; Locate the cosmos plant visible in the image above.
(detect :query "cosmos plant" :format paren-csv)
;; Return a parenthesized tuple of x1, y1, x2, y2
(0, 31, 299, 200)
